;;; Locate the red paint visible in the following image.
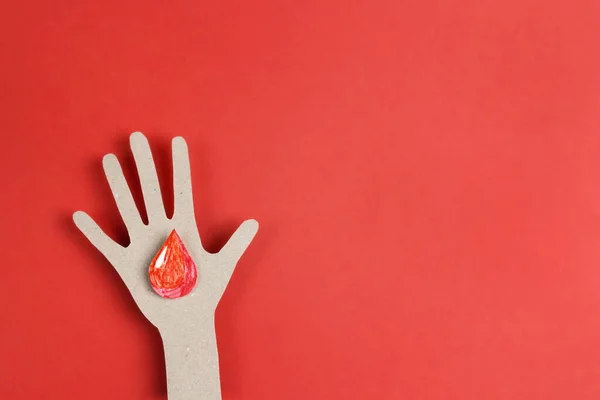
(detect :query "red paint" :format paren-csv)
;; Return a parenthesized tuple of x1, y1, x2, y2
(148, 230, 197, 299)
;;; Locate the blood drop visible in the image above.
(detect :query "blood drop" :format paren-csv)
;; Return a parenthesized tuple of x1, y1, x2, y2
(148, 230, 197, 299)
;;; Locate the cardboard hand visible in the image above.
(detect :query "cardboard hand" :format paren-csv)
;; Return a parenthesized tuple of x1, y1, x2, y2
(73, 132, 258, 400)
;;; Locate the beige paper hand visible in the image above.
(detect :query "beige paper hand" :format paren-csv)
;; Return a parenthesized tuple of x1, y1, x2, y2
(73, 132, 258, 400)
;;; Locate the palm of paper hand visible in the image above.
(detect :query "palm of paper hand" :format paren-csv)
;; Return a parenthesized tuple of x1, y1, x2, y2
(73, 132, 257, 332)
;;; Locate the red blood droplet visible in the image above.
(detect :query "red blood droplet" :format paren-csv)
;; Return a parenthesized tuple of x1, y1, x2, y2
(148, 230, 198, 299)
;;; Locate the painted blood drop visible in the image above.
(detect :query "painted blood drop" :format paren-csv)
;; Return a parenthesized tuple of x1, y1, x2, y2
(148, 230, 197, 299)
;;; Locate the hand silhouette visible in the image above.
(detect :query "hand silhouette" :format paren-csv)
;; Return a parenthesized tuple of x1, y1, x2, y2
(73, 132, 258, 400)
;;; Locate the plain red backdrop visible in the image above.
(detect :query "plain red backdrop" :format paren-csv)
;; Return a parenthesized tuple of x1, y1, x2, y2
(2, 0, 600, 399)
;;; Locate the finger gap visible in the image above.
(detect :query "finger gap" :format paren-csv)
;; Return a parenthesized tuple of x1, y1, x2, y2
(199, 219, 240, 254)
(115, 135, 150, 226)
(186, 143, 231, 253)
(85, 157, 131, 246)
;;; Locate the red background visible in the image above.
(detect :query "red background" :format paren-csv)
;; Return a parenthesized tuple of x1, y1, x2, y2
(2, 1, 600, 399)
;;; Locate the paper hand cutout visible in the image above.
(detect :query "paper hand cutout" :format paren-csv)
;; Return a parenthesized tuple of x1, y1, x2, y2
(73, 132, 258, 400)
